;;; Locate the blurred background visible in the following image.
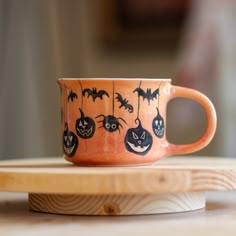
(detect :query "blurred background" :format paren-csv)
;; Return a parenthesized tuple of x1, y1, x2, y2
(0, 0, 235, 160)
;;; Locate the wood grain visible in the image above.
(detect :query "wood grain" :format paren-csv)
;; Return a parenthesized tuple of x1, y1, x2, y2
(2, 191, 236, 235)
(0, 157, 236, 194)
(28, 192, 205, 215)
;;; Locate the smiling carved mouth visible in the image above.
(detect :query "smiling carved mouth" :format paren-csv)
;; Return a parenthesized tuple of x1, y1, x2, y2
(63, 144, 76, 155)
(77, 127, 93, 137)
(154, 128, 164, 136)
(127, 142, 150, 153)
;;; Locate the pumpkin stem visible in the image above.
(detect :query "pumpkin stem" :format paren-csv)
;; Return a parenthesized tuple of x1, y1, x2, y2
(135, 118, 141, 126)
(156, 107, 162, 118)
(79, 108, 85, 120)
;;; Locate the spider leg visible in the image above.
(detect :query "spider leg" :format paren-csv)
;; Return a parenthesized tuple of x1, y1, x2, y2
(119, 123, 123, 129)
(117, 117, 127, 124)
(95, 114, 105, 119)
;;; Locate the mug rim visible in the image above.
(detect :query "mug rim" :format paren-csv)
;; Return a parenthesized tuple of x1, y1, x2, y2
(58, 78, 172, 81)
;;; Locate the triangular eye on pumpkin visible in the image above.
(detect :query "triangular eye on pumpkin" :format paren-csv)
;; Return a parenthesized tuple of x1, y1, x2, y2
(63, 123, 78, 157)
(124, 119, 153, 156)
(152, 107, 164, 138)
(75, 108, 96, 139)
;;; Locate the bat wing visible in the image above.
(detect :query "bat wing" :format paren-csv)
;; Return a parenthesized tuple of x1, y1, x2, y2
(97, 90, 109, 99)
(151, 88, 159, 99)
(115, 92, 123, 102)
(133, 88, 147, 99)
(82, 88, 92, 97)
(127, 104, 133, 113)
(73, 93, 78, 99)
(68, 91, 77, 101)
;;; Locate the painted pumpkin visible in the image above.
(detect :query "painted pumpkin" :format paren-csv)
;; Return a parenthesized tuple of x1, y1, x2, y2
(124, 119, 153, 155)
(75, 108, 96, 139)
(152, 107, 164, 138)
(63, 123, 78, 157)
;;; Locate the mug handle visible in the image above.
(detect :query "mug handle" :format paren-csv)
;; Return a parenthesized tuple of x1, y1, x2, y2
(166, 85, 217, 156)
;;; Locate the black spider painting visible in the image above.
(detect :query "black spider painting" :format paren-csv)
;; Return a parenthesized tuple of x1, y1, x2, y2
(82, 87, 109, 102)
(115, 92, 133, 113)
(96, 115, 127, 133)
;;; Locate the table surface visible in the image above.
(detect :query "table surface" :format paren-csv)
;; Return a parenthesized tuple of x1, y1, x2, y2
(1, 191, 236, 236)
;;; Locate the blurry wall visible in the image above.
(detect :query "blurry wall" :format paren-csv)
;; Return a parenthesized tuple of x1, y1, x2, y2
(0, 0, 63, 159)
(176, 0, 236, 157)
(1, 0, 232, 159)
(0, 0, 179, 159)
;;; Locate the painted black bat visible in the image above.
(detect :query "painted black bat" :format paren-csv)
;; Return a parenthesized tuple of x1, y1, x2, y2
(68, 90, 78, 102)
(115, 92, 133, 113)
(133, 88, 159, 105)
(82, 87, 109, 101)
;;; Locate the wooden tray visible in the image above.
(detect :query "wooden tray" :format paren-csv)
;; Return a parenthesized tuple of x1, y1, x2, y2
(0, 157, 236, 215)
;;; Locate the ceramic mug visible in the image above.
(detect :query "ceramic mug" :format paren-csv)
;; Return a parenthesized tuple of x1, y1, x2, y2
(58, 78, 217, 166)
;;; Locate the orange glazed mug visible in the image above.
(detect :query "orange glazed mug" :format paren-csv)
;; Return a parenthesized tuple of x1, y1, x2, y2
(58, 78, 217, 166)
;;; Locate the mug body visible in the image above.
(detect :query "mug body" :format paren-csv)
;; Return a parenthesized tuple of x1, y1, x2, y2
(58, 78, 171, 165)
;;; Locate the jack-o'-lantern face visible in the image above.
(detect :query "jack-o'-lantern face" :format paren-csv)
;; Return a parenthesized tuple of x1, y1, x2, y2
(152, 108, 164, 138)
(124, 119, 153, 155)
(63, 123, 78, 157)
(76, 109, 96, 139)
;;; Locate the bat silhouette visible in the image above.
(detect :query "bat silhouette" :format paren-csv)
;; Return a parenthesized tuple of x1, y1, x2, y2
(115, 92, 133, 113)
(82, 87, 109, 101)
(133, 88, 159, 105)
(68, 90, 78, 102)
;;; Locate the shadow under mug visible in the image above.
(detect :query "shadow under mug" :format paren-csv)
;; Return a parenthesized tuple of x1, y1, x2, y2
(58, 78, 217, 166)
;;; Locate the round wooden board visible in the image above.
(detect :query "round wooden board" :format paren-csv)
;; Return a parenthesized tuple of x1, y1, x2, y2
(0, 157, 236, 194)
(28, 192, 206, 215)
(0, 157, 236, 215)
